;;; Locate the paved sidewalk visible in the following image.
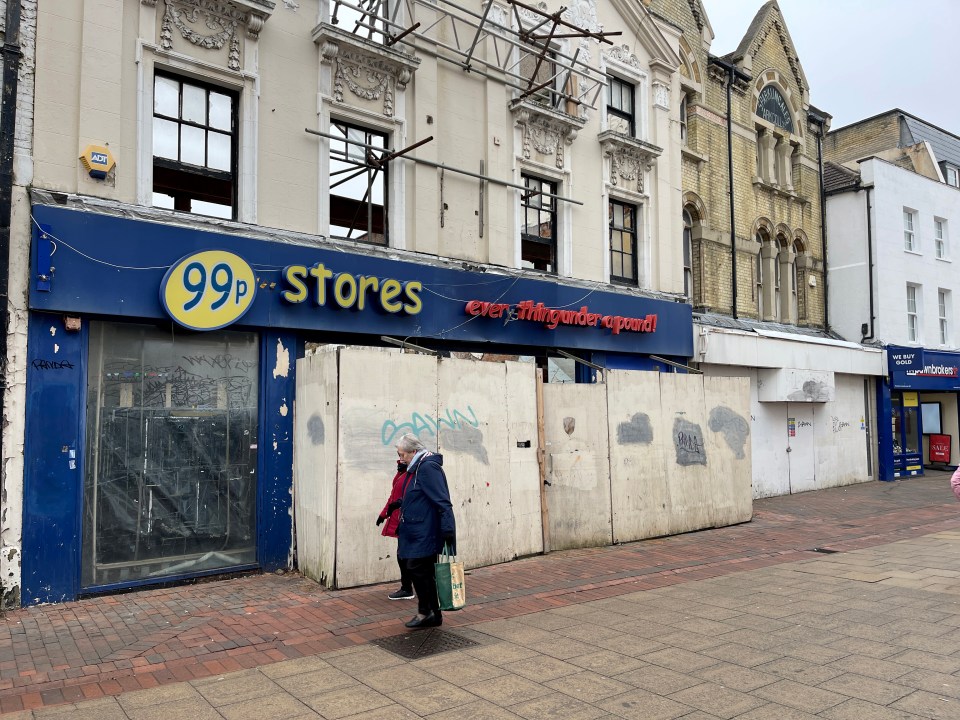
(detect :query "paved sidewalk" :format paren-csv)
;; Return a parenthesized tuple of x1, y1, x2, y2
(1, 472, 959, 716)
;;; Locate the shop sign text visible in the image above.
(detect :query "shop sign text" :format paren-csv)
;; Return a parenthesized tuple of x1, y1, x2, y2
(281, 263, 422, 315)
(161, 250, 257, 331)
(465, 299, 657, 336)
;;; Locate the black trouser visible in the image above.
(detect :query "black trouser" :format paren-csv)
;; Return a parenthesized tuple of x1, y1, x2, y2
(403, 554, 440, 616)
(396, 552, 412, 592)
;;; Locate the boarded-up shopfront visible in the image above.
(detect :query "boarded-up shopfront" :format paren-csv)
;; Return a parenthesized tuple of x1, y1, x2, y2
(294, 347, 752, 588)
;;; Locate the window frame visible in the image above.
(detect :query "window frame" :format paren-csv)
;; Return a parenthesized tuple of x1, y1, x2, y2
(946, 165, 959, 188)
(682, 208, 694, 300)
(152, 71, 239, 220)
(607, 75, 636, 137)
(609, 198, 639, 285)
(907, 283, 920, 343)
(935, 217, 948, 260)
(754, 236, 764, 319)
(903, 208, 917, 252)
(679, 94, 687, 145)
(520, 45, 562, 110)
(520, 173, 559, 274)
(328, 119, 390, 246)
(939, 289, 950, 345)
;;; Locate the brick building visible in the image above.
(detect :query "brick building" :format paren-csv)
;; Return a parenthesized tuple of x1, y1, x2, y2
(646, 0, 883, 497)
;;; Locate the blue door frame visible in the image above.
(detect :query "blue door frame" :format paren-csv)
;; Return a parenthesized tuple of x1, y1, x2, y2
(21, 314, 298, 605)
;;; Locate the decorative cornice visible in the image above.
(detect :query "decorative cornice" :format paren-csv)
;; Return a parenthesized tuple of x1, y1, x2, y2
(652, 81, 670, 111)
(598, 131, 662, 194)
(605, 44, 642, 71)
(512, 102, 586, 169)
(313, 24, 420, 117)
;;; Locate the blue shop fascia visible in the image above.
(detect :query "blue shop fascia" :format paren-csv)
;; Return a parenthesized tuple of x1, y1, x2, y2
(24, 201, 693, 605)
(877, 345, 960, 481)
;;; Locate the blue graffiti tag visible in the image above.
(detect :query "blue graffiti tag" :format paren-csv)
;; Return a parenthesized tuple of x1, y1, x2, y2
(381, 406, 480, 446)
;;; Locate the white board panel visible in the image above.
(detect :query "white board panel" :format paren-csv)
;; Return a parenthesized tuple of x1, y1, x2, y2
(437, 357, 513, 569)
(787, 403, 817, 493)
(813, 374, 871, 488)
(542, 383, 612, 550)
(293, 347, 339, 586)
(505, 362, 543, 558)
(336, 347, 439, 588)
(607, 370, 671, 543)
(658, 373, 711, 533)
(702, 375, 753, 526)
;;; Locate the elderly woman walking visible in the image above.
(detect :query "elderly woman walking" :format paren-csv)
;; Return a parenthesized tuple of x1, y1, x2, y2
(394, 433, 456, 629)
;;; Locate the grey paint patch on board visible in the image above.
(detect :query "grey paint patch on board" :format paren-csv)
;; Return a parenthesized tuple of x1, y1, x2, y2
(673, 417, 706, 466)
(708, 406, 749, 459)
(307, 413, 325, 445)
(441, 423, 490, 465)
(563, 417, 576, 436)
(787, 380, 833, 402)
(617, 413, 653, 444)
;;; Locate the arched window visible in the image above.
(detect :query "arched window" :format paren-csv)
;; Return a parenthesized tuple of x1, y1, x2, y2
(774, 234, 789, 323)
(755, 230, 766, 319)
(683, 208, 694, 300)
(793, 237, 806, 324)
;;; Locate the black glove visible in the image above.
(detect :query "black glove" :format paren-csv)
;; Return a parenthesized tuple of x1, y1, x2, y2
(442, 533, 457, 555)
(386, 500, 402, 514)
(376, 515, 385, 526)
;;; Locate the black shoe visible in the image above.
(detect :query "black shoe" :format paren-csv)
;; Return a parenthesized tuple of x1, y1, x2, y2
(404, 611, 442, 629)
(388, 588, 415, 600)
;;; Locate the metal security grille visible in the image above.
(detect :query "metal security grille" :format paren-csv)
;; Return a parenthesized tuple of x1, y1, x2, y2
(373, 629, 480, 659)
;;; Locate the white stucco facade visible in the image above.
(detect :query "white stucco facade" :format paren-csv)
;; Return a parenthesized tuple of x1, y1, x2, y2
(827, 158, 960, 350)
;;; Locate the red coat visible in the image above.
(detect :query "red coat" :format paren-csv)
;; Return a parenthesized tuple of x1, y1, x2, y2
(379, 470, 409, 538)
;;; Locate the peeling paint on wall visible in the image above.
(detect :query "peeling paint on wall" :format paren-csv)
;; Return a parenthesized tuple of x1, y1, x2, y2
(272, 338, 290, 379)
(307, 413, 324, 445)
(674, 417, 706, 466)
(617, 413, 653, 444)
(279, 402, 288, 417)
(708, 406, 750, 459)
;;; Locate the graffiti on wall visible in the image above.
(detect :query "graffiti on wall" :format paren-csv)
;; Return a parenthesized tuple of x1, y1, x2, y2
(617, 413, 653, 445)
(674, 418, 706, 466)
(708, 406, 749, 459)
(381, 406, 489, 464)
(307, 413, 325, 445)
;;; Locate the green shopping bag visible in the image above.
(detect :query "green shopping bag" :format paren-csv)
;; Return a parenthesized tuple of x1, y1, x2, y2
(435, 544, 466, 611)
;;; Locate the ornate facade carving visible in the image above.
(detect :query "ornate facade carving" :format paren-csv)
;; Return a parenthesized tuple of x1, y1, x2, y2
(598, 131, 662, 194)
(159, 0, 275, 66)
(334, 50, 414, 117)
(605, 44, 641, 71)
(563, 0, 602, 62)
(512, 103, 586, 169)
(652, 81, 670, 110)
(313, 24, 420, 119)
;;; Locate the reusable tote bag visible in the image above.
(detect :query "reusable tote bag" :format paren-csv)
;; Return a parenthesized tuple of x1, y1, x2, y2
(435, 544, 466, 611)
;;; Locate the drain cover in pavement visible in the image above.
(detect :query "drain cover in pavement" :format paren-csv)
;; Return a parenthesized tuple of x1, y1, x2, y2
(374, 629, 479, 659)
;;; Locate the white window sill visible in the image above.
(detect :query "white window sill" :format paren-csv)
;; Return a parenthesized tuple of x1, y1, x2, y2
(904, 249, 923, 256)
(935, 256, 952, 262)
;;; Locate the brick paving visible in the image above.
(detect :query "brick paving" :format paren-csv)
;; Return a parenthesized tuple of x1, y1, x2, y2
(0, 472, 958, 714)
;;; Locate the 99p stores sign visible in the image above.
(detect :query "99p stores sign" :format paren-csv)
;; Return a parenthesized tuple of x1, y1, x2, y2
(160, 250, 257, 331)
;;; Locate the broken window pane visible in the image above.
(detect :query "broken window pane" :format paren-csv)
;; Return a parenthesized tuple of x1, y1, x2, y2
(329, 120, 388, 245)
(82, 323, 259, 588)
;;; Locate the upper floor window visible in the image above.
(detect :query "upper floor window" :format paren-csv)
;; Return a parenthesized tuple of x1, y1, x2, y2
(946, 165, 959, 188)
(329, 120, 388, 245)
(609, 199, 638, 285)
(679, 95, 688, 145)
(682, 208, 695, 300)
(904, 209, 917, 252)
(334, 0, 389, 43)
(607, 76, 635, 137)
(521, 174, 557, 273)
(520, 47, 560, 109)
(772, 237, 784, 323)
(755, 235, 765, 319)
(152, 73, 237, 219)
(939, 289, 951, 345)
(907, 284, 920, 342)
(935, 218, 948, 259)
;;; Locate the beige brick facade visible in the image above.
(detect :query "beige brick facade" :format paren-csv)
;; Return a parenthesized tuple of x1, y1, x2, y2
(650, 0, 827, 328)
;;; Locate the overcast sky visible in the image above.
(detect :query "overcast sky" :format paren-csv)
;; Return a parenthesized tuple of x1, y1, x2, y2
(702, 0, 960, 133)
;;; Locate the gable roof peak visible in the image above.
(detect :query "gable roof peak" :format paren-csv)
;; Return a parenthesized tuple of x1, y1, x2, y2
(727, 0, 807, 97)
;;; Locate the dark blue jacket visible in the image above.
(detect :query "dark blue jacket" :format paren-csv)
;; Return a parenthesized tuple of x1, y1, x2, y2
(397, 453, 456, 559)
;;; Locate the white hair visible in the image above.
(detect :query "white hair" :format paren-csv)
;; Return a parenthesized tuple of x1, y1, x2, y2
(396, 433, 425, 453)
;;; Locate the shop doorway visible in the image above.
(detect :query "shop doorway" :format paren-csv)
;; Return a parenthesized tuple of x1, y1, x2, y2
(82, 323, 260, 588)
(891, 391, 923, 478)
(786, 404, 816, 492)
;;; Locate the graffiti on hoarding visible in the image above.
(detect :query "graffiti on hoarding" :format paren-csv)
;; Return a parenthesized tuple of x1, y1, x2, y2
(381, 406, 480, 446)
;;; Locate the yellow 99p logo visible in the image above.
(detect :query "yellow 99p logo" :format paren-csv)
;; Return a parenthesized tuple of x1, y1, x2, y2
(160, 250, 257, 331)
